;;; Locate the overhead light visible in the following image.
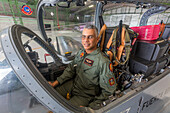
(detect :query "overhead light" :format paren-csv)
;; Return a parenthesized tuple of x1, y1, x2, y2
(77, 16, 79, 20)
(88, 5, 94, 8)
(84, 2, 87, 5)
(50, 12, 54, 16)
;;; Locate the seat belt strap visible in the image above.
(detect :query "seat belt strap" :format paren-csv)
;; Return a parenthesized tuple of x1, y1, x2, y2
(117, 27, 125, 60)
(106, 29, 115, 49)
(105, 28, 117, 61)
(107, 51, 113, 61)
(98, 24, 107, 51)
(113, 26, 131, 66)
(113, 27, 125, 66)
(159, 23, 165, 37)
(105, 25, 131, 66)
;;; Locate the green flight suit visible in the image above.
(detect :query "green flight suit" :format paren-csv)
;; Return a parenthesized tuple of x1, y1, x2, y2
(56, 48, 116, 109)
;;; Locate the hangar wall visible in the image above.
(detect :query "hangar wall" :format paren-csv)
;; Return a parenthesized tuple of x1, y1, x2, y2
(103, 7, 170, 27)
(0, 0, 169, 32)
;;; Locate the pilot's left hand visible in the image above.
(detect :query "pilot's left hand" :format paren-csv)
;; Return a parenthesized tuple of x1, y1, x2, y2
(48, 80, 59, 87)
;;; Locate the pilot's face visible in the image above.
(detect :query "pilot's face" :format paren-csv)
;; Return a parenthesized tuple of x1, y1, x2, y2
(82, 28, 99, 54)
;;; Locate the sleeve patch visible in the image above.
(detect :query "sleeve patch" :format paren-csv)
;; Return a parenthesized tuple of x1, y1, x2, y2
(109, 77, 115, 86)
(109, 63, 113, 72)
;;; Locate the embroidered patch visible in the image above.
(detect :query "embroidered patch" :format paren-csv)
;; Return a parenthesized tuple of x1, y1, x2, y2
(84, 58, 94, 66)
(109, 63, 113, 72)
(80, 52, 84, 57)
(109, 77, 115, 86)
(21, 5, 33, 15)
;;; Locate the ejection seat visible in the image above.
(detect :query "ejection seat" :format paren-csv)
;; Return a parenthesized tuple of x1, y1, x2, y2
(98, 16, 133, 66)
(98, 16, 133, 91)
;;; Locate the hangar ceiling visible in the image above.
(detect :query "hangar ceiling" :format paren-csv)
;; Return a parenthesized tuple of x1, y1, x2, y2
(0, 0, 169, 28)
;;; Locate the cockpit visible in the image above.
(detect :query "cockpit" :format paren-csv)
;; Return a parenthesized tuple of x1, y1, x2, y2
(0, 0, 170, 113)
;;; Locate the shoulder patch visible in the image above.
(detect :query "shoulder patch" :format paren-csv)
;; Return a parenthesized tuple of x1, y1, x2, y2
(109, 63, 113, 72)
(109, 77, 115, 86)
(80, 52, 84, 57)
(84, 58, 94, 66)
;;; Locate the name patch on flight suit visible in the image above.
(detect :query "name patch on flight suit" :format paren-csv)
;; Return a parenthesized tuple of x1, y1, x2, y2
(109, 77, 115, 86)
(84, 58, 94, 66)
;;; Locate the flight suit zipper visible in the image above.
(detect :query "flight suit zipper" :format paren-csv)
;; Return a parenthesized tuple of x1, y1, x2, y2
(69, 53, 87, 98)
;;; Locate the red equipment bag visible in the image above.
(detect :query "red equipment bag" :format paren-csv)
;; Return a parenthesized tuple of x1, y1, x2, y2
(130, 25, 160, 40)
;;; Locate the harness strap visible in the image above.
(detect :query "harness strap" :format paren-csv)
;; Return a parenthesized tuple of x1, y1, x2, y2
(106, 29, 116, 61)
(112, 26, 131, 66)
(106, 30, 115, 49)
(159, 23, 165, 37)
(106, 51, 113, 61)
(104, 25, 131, 66)
(113, 27, 125, 66)
(98, 24, 107, 51)
(117, 27, 125, 60)
(105, 28, 118, 64)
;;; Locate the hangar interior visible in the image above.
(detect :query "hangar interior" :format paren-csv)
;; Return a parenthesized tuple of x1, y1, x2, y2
(0, 0, 169, 58)
(0, 1, 169, 55)
(0, 0, 169, 31)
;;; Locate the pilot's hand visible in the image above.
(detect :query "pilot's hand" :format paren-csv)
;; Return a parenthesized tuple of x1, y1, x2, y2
(48, 81, 59, 87)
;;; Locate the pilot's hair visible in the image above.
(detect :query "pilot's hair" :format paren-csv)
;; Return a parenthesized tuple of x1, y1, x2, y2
(84, 24, 98, 36)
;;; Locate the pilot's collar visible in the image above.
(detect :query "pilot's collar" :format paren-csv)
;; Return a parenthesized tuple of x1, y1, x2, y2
(83, 48, 100, 55)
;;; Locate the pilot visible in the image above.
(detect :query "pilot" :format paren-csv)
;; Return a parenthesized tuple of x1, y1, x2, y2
(49, 24, 116, 109)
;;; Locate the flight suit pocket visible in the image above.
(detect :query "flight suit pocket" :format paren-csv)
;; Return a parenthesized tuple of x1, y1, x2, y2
(82, 66, 99, 86)
(75, 58, 84, 73)
(83, 66, 97, 74)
